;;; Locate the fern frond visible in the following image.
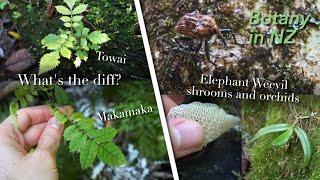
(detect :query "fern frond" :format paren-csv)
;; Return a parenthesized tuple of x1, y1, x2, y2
(50, 107, 126, 169)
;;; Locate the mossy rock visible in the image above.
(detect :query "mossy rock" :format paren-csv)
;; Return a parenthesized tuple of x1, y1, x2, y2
(244, 96, 320, 179)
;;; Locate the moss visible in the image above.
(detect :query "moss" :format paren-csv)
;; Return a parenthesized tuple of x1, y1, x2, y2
(244, 96, 320, 179)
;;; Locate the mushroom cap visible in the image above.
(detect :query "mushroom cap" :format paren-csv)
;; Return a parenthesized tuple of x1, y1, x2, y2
(167, 101, 241, 146)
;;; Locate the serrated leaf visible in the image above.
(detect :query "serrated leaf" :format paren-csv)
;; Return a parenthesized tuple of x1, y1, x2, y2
(87, 31, 110, 44)
(41, 34, 61, 45)
(80, 140, 98, 170)
(55, 5, 72, 15)
(72, 4, 87, 14)
(88, 44, 101, 51)
(294, 127, 312, 168)
(51, 108, 69, 124)
(64, 41, 73, 48)
(97, 142, 127, 166)
(248, 124, 291, 145)
(60, 46, 72, 59)
(64, 125, 77, 141)
(64, 0, 76, 9)
(76, 50, 88, 61)
(64, 23, 72, 28)
(54, 86, 70, 106)
(69, 133, 87, 152)
(70, 112, 84, 122)
(39, 51, 60, 74)
(271, 127, 293, 146)
(82, 28, 89, 36)
(60, 34, 68, 39)
(25, 94, 33, 103)
(10, 100, 19, 128)
(80, 38, 87, 48)
(19, 97, 27, 107)
(88, 128, 117, 143)
(60, 16, 71, 22)
(46, 43, 61, 50)
(73, 22, 80, 27)
(72, 16, 83, 22)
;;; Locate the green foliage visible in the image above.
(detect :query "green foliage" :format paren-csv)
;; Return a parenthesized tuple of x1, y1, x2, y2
(0, 0, 8, 10)
(39, 0, 110, 74)
(10, 84, 38, 127)
(244, 96, 320, 179)
(102, 82, 167, 161)
(248, 123, 311, 168)
(52, 109, 126, 169)
(9, 84, 126, 170)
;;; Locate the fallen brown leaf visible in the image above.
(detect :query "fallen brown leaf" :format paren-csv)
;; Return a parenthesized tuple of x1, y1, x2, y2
(5, 48, 35, 73)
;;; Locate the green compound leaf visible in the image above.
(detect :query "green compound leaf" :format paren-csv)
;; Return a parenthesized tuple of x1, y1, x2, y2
(55, 5, 72, 15)
(72, 4, 87, 15)
(72, 15, 83, 22)
(60, 16, 71, 22)
(248, 124, 291, 145)
(97, 142, 127, 166)
(54, 86, 70, 106)
(10, 100, 19, 128)
(87, 31, 110, 44)
(64, 0, 76, 9)
(80, 140, 98, 169)
(294, 127, 312, 168)
(60, 46, 72, 59)
(271, 127, 293, 146)
(54, 111, 126, 169)
(39, 51, 60, 74)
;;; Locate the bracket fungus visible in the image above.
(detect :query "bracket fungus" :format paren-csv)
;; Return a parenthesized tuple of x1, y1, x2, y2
(167, 101, 241, 147)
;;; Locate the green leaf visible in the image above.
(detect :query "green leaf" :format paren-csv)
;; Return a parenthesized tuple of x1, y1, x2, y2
(88, 128, 118, 143)
(25, 94, 33, 103)
(64, 23, 72, 28)
(76, 50, 88, 61)
(294, 127, 312, 168)
(248, 124, 291, 145)
(97, 142, 127, 166)
(54, 86, 70, 106)
(73, 23, 80, 27)
(271, 127, 293, 146)
(82, 28, 90, 36)
(64, 125, 77, 141)
(80, 140, 98, 169)
(55, 5, 72, 15)
(88, 44, 101, 51)
(39, 51, 60, 74)
(60, 34, 68, 39)
(10, 100, 19, 128)
(60, 16, 71, 22)
(50, 107, 69, 124)
(60, 46, 72, 59)
(64, 0, 76, 9)
(64, 41, 73, 48)
(41, 34, 61, 45)
(80, 38, 87, 48)
(72, 16, 83, 22)
(69, 132, 87, 152)
(87, 31, 110, 44)
(46, 43, 61, 50)
(72, 4, 87, 14)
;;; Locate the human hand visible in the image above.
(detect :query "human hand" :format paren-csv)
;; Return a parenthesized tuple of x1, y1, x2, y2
(162, 95, 204, 158)
(0, 105, 73, 180)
